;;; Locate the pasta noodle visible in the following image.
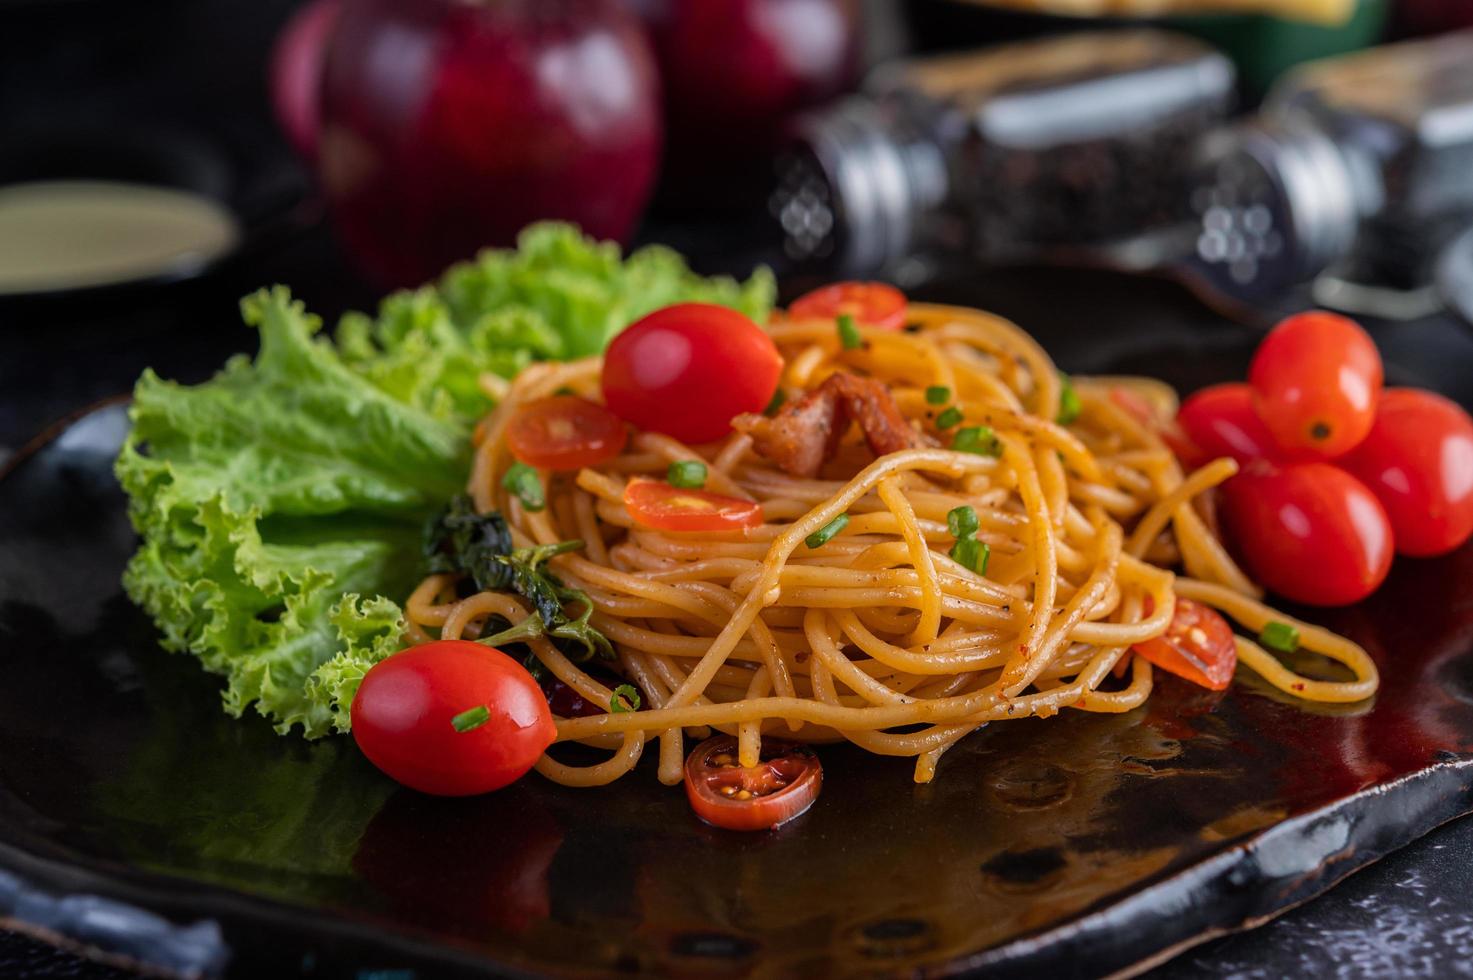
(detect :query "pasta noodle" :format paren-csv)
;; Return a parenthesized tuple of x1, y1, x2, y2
(410, 302, 1379, 787)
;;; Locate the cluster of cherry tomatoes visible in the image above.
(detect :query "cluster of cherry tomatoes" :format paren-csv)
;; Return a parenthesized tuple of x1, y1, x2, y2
(1168, 311, 1473, 607)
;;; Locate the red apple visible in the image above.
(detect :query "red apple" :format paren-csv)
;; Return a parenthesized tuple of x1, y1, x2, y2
(319, 0, 662, 288)
(269, 0, 342, 164)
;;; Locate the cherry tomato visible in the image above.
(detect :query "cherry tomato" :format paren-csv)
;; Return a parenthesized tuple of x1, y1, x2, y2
(1248, 311, 1383, 459)
(1220, 462, 1394, 606)
(1340, 388, 1473, 557)
(1110, 387, 1205, 467)
(683, 735, 822, 831)
(351, 640, 556, 796)
(623, 478, 763, 532)
(602, 302, 782, 444)
(505, 395, 628, 471)
(788, 281, 908, 332)
(1133, 596, 1237, 691)
(1177, 383, 1299, 466)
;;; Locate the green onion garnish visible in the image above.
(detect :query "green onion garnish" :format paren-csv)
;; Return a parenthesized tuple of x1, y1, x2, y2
(451, 704, 491, 733)
(765, 386, 787, 416)
(1056, 373, 1082, 426)
(502, 462, 545, 511)
(837, 314, 863, 350)
(947, 505, 979, 539)
(610, 683, 641, 714)
(1259, 621, 1301, 653)
(667, 460, 708, 489)
(952, 425, 1002, 457)
(925, 385, 951, 405)
(949, 537, 990, 576)
(936, 406, 964, 429)
(806, 513, 850, 549)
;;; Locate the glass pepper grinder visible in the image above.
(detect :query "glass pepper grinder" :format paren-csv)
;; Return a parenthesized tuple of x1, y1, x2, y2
(770, 30, 1237, 282)
(1182, 29, 1473, 320)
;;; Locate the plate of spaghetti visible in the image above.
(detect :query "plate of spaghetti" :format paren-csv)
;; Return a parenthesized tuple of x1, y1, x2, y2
(3, 228, 1472, 979)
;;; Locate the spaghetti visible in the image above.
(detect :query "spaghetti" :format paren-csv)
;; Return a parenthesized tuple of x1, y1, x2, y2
(406, 303, 1379, 788)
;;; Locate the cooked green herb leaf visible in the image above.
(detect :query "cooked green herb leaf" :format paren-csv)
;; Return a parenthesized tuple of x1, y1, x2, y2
(452, 705, 491, 732)
(610, 684, 641, 713)
(502, 462, 545, 511)
(949, 536, 990, 575)
(936, 406, 964, 429)
(765, 387, 787, 416)
(947, 505, 979, 539)
(667, 460, 708, 489)
(837, 314, 862, 350)
(953, 425, 1002, 457)
(806, 513, 850, 549)
(925, 385, 951, 405)
(1057, 373, 1082, 426)
(1259, 621, 1300, 653)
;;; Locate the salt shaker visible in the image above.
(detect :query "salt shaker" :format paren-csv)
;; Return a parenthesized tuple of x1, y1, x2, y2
(771, 30, 1237, 280)
(1184, 30, 1473, 319)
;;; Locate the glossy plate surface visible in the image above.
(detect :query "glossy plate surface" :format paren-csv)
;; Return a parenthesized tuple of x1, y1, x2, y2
(3, 388, 1473, 977)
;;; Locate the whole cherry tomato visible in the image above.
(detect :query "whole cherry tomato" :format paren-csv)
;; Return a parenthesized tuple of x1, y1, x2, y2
(788, 281, 908, 332)
(352, 640, 556, 796)
(1178, 382, 1298, 466)
(1248, 311, 1383, 459)
(1219, 462, 1394, 606)
(683, 735, 822, 831)
(602, 303, 782, 443)
(623, 478, 764, 532)
(1133, 596, 1237, 691)
(506, 395, 628, 471)
(1340, 388, 1473, 557)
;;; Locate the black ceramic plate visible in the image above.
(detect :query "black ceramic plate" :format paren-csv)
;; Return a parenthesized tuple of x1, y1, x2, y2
(4, 345, 1473, 978)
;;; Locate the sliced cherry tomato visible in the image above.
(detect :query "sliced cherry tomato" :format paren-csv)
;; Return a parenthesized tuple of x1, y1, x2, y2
(1341, 388, 1473, 557)
(623, 478, 763, 532)
(683, 735, 822, 831)
(1111, 387, 1205, 467)
(1177, 382, 1300, 466)
(602, 303, 782, 444)
(351, 640, 555, 796)
(1249, 311, 1383, 459)
(788, 281, 908, 332)
(1219, 461, 1394, 606)
(505, 395, 628, 471)
(1133, 596, 1237, 691)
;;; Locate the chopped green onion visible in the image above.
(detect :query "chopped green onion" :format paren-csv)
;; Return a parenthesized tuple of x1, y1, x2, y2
(451, 704, 491, 733)
(925, 385, 951, 405)
(1056, 373, 1082, 426)
(936, 406, 964, 429)
(952, 425, 1002, 457)
(610, 683, 641, 714)
(667, 460, 708, 489)
(502, 462, 545, 511)
(947, 505, 979, 539)
(837, 314, 863, 350)
(765, 386, 787, 416)
(949, 536, 990, 576)
(1259, 621, 1301, 653)
(806, 513, 850, 549)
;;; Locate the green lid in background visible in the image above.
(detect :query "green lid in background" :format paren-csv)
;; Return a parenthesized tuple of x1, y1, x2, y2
(1165, 0, 1389, 96)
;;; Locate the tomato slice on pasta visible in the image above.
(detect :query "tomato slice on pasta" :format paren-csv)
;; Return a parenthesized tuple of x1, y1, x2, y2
(684, 735, 822, 831)
(788, 281, 907, 332)
(623, 479, 763, 532)
(506, 395, 628, 471)
(1132, 597, 1237, 691)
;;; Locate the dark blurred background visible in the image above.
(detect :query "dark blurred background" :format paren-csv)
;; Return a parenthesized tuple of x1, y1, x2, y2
(2, 0, 1473, 976)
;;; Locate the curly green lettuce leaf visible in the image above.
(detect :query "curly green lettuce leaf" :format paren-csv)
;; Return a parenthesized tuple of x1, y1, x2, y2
(117, 287, 466, 737)
(337, 222, 776, 418)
